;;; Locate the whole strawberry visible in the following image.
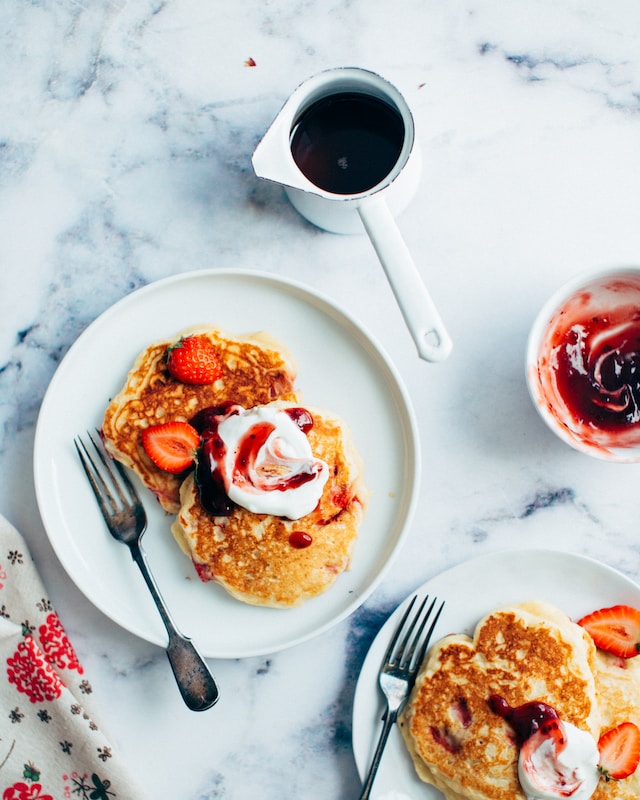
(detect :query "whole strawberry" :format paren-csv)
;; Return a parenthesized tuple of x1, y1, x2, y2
(167, 336, 222, 385)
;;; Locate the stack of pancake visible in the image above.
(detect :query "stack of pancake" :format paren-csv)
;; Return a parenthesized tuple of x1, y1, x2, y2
(102, 325, 368, 607)
(399, 600, 640, 800)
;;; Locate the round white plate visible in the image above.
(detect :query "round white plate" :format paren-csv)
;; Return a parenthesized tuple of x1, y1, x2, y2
(34, 269, 419, 659)
(352, 548, 640, 799)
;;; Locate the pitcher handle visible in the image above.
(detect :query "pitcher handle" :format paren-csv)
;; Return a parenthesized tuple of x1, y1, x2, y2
(358, 198, 453, 363)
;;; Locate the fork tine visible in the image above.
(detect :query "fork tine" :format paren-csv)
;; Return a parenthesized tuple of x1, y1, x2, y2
(75, 431, 134, 514)
(397, 594, 435, 666)
(381, 595, 418, 667)
(74, 435, 117, 518)
(388, 594, 446, 670)
(87, 430, 128, 503)
(409, 597, 445, 670)
(89, 429, 140, 500)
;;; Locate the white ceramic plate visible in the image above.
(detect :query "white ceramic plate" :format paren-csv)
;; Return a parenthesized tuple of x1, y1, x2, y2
(34, 269, 419, 659)
(352, 548, 640, 799)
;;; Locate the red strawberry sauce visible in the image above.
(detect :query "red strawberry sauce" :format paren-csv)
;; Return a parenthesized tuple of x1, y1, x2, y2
(489, 695, 561, 745)
(533, 276, 640, 453)
(551, 308, 640, 430)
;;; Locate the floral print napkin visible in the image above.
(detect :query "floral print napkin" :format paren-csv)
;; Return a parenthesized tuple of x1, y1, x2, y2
(0, 514, 148, 800)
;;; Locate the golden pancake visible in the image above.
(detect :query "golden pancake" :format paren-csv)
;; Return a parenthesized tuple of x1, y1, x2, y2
(102, 326, 298, 513)
(171, 401, 368, 607)
(399, 601, 600, 800)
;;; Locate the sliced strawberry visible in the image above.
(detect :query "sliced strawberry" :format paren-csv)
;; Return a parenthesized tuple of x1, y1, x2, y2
(141, 421, 200, 474)
(598, 722, 640, 781)
(577, 605, 640, 659)
(167, 336, 222, 385)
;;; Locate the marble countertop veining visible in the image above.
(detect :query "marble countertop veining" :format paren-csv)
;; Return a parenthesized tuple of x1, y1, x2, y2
(2, 1, 640, 798)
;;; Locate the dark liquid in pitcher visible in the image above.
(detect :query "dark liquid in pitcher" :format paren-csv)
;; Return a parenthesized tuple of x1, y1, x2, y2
(290, 92, 405, 195)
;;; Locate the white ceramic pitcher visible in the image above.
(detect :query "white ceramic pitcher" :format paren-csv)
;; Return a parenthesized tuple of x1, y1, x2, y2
(252, 66, 452, 363)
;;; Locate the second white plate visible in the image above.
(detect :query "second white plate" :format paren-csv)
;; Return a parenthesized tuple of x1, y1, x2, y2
(34, 269, 420, 658)
(352, 548, 640, 799)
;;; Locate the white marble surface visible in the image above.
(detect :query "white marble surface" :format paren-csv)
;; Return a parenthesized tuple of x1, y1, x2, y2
(2, 1, 640, 798)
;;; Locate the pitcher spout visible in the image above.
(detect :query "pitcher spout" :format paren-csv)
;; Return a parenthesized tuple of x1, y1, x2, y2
(252, 96, 313, 191)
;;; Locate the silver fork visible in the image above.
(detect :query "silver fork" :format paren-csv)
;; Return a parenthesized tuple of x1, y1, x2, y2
(75, 431, 220, 712)
(358, 594, 445, 800)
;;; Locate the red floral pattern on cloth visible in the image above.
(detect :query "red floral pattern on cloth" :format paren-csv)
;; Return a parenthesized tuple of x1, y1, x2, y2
(38, 613, 83, 674)
(2, 783, 53, 800)
(6, 636, 63, 703)
(0, 515, 145, 799)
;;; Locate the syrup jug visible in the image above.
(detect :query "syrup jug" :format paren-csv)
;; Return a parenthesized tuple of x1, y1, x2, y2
(252, 66, 452, 362)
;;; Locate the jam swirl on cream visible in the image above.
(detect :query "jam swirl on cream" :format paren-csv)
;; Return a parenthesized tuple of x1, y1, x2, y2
(192, 404, 328, 519)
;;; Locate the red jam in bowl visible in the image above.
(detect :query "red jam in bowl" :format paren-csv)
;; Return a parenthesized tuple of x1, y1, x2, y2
(529, 272, 640, 460)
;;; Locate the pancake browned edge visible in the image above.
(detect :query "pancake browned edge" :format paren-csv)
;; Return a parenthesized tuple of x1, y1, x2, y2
(171, 400, 369, 608)
(399, 601, 601, 800)
(102, 325, 299, 514)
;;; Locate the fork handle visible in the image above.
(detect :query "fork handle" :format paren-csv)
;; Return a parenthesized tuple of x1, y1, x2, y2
(357, 707, 398, 800)
(130, 543, 220, 712)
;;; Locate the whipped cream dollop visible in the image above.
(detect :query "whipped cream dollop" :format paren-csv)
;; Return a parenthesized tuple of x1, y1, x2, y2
(214, 405, 329, 519)
(518, 720, 599, 800)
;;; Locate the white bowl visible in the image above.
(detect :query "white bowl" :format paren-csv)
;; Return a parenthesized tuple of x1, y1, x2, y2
(526, 266, 640, 462)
